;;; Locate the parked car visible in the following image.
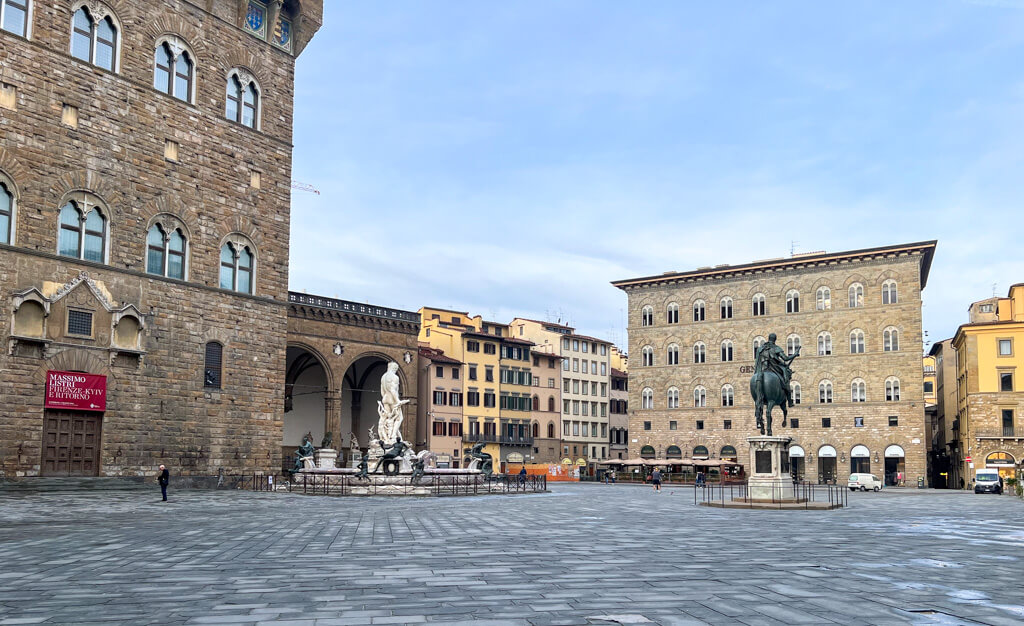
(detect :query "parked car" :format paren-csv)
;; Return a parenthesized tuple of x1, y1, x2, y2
(848, 473, 883, 491)
(974, 469, 1003, 494)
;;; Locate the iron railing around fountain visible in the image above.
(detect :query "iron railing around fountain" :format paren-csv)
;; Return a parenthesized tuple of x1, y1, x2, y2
(694, 479, 848, 509)
(243, 472, 547, 496)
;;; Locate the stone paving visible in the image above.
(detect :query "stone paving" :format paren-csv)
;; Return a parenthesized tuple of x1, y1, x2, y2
(1, 483, 1023, 626)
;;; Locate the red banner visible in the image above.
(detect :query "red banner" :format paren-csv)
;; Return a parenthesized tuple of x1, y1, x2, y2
(45, 370, 107, 412)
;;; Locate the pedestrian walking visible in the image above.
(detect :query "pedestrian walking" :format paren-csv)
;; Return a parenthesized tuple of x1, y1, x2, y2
(519, 466, 527, 486)
(897, 471, 903, 487)
(158, 464, 169, 501)
(651, 468, 662, 492)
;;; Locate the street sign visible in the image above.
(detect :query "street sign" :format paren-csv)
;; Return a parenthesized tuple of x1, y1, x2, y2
(965, 456, 972, 463)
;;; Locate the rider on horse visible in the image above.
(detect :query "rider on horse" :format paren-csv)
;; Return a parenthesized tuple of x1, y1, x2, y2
(755, 333, 798, 407)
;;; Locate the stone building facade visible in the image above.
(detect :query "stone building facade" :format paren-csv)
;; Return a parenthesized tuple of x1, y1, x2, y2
(0, 0, 322, 477)
(609, 367, 628, 460)
(530, 351, 563, 464)
(285, 293, 420, 472)
(951, 284, 1024, 485)
(613, 241, 936, 486)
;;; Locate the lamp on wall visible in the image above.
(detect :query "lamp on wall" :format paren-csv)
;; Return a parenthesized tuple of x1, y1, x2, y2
(874, 452, 880, 463)
(840, 453, 846, 463)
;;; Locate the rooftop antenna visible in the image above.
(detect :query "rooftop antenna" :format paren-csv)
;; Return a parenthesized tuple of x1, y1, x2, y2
(790, 240, 799, 257)
(993, 283, 998, 298)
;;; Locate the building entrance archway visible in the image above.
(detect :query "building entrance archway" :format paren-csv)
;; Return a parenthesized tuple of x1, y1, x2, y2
(884, 444, 905, 486)
(284, 346, 333, 457)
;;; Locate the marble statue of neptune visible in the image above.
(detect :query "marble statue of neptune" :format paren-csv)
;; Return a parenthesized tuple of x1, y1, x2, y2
(377, 362, 410, 445)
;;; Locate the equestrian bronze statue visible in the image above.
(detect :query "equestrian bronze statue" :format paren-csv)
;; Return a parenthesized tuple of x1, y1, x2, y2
(749, 333, 799, 436)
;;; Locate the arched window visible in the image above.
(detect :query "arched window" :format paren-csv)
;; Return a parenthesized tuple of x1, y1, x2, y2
(721, 384, 734, 407)
(58, 198, 107, 263)
(849, 329, 865, 354)
(666, 343, 679, 365)
(641, 306, 653, 327)
(693, 445, 709, 458)
(226, 72, 260, 129)
(666, 302, 679, 324)
(1, 0, 30, 37)
(849, 283, 864, 308)
(667, 387, 679, 409)
(693, 386, 707, 407)
(720, 297, 733, 319)
(786, 289, 800, 313)
(818, 380, 833, 404)
(885, 377, 901, 402)
(720, 340, 733, 362)
(71, 7, 118, 72)
(204, 341, 223, 388)
(752, 293, 766, 316)
(851, 378, 866, 403)
(146, 224, 187, 280)
(641, 345, 654, 367)
(693, 342, 706, 364)
(219, 241, 255, 294)
(693, 300, 706, 322)
(532, 422, 539, 438)
(641, 387, 653, 409)
(154, 41, 193, 102)
(786, 334, 801, 356)
(547, 397, 555, 412)
(547, 422, 555, 438)
(817, 332, 832, 356)
(666, 445, 682, 459)
(0, 179, 14, 245)
(883, 327, 899, 352)
(882, 279, 898, 305)
(985, 451, 1015, 466)
(720, 445, 737, 459)
(532, 395, 539, 411)
(816, 286, 831, 310)
(640, 445, 656, 459)
(752, 336, 766, 360)
(791, 382, 801, 405)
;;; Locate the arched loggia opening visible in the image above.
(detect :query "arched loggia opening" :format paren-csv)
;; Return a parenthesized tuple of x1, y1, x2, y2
(283, 346, 332, 459)
(341, 354, 409, 449)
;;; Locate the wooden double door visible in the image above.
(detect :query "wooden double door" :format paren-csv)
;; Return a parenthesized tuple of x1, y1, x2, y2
(42, 411, 102, 476)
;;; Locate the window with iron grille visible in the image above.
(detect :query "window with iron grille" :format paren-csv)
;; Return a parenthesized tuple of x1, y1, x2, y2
(67, 309, 93, 336)
(204, 342, 223, 389)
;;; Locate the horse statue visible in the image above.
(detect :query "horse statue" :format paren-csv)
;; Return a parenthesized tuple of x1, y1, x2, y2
(748, 334, 800, 436)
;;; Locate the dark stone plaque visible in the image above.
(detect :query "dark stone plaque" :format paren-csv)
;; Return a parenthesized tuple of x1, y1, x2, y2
(755, 450, 772, 474)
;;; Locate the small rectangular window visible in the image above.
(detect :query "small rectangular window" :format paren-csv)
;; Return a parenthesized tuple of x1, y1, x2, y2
(61, 104, 80, 128)
(723, 420, 732, 430)
(1000, 372, 1013, 392)
(854, 416, 864, 428)
(643, 421, 651, 431)
(164, 139, 179, 162)
(435, 366, 444, 378)
(669, 420, 677, 430)
(67, 309, 93, 336)
(790, 418, 799, 429)
(204, 342, 223, 389)
(0, 83, 15, 110)
(888, 415, 899, 427)
(452, 367, 459, 380)
(696, 420, 704, 430)
(999, 339, 1013, 356)
(821, 417, 831, 428)
(250, 170, 262, 189)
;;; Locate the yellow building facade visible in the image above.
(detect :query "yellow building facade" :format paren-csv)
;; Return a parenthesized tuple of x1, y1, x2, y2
(953, 284, 1024, 484)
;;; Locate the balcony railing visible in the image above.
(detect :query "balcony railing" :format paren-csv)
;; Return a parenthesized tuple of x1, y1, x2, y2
(976, 427, 1024, 438)
(465, 432, 499, 443)
(499, 435, 534, 446)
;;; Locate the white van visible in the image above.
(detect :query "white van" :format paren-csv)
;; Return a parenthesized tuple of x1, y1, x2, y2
(974, 469, 1003, 494)
(848, 473, 883, 491)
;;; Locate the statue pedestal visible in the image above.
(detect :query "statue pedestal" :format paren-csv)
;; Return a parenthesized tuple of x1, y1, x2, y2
(747, 436, 796, 501)
(315, 449, 337, 470)
(348, 448, 362, 469)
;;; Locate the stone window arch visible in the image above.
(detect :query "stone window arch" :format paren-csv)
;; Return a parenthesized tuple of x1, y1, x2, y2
(58, 192, 110, 263)
(641, 387, 653, 409)
(752, 336, 766, 360)
(883, 327, 900, 352)
(146, 215, 189, 280)
(641, 345, 653, 367)
(721, 384, 734, 407)
(226, 68, 261, 129)
(818, 380, 833, 404)
(693, 341, 706, 364)
(786, 289, 800, 313)
(154, 35, 197, 103)
(885, 377, 901, 402)
(790, 381, 801, 405)
(219, 234, 256, 294)
(641, 305, 653, 327)
(817, 331, 832, 356)
(70, 2, 120, 72)
(720, 340, 733, 362)
(547, 421, 555, 438)
(816, 286, 831, 310)
(851, 378, 866, 403)
(849, 283, 864, 308)
(693, 386, 707, 407)
(666, 343, 679, 365)
(850, 329, 865, 354)
(882, 279, 898, 305)
(786, 334, 801, 356)
(720, 296, 733, 319)
(640, 445, 655, 458)
(667, 386, 679, 409)
(752, 293, 766, 316)
(693, 299, 706, 322)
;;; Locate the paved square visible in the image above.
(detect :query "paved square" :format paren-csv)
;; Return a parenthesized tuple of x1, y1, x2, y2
(1, 483, 1022, 625)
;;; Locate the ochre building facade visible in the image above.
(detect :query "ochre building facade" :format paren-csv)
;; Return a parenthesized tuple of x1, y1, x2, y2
(614, 241, 936, 486)
(0, 0, 322, 477)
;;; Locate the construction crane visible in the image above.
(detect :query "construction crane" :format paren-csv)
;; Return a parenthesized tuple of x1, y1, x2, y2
(291, 180, 320, 195)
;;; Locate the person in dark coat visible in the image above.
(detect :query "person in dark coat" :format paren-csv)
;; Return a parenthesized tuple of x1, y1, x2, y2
(158, 465, 169, 501)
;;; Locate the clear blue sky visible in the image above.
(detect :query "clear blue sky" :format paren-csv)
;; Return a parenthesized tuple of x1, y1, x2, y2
(289, 0, 1024, 352)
